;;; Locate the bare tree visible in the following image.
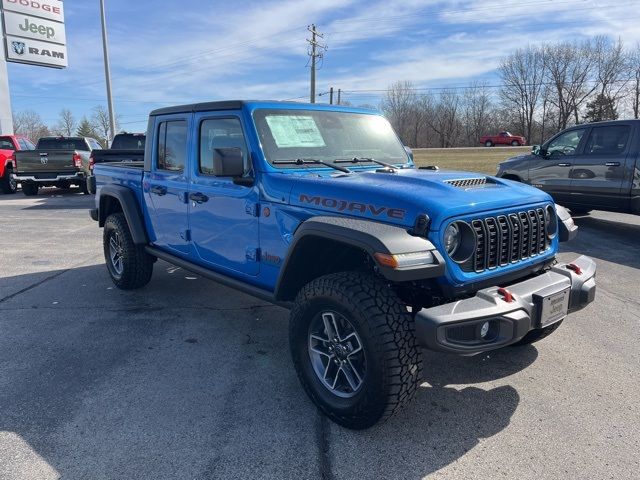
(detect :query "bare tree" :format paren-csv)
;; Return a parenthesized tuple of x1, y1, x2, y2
(544, 41, 598, 129)
(499, 45, 545, 143)
(381, 81, 419, 145)
(13, 110, 50, 141)
(428, 90, 462, 148)
(592, 36, 629, 102)
(463, 82, 495, 146)
(90, 105, 118, 147)
(630, 43, 640, 119)
(54, 108, 76, 136)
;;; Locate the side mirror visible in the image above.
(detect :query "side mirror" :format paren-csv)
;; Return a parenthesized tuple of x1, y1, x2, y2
(212, 147, 244, 177)
(404, 145, 414, 162)
(531, 145, 541, 156)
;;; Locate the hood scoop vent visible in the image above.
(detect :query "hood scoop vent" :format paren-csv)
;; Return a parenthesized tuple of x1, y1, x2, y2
(444, 177, 496, 189)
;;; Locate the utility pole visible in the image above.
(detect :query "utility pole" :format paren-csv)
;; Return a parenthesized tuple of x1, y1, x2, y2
(329, 87, 334, 105)
(100, 0, 116, 143)
(337, 89, 341, 105)
(307, 24, 326, 104)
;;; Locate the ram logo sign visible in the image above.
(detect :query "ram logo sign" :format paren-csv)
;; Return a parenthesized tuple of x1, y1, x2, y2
(11, 40, 25, 55)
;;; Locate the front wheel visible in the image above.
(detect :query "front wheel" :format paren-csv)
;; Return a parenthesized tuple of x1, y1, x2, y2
(103, 213, 154, 289)
(511, 320, 563, 346)
(0, 168, 17, 194)
(289, 272, 422, 429)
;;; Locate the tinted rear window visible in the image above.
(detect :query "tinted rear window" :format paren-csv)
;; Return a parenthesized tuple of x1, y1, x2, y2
(111, 134, 146, 150)
(37, 138, 89, 151)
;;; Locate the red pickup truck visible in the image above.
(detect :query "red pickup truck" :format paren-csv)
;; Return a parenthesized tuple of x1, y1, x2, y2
(479, 131, 526, 147)
(0, 135, 36, 194)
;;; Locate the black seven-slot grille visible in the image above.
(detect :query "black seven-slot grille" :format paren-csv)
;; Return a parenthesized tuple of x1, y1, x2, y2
(461, 208, 549, 273)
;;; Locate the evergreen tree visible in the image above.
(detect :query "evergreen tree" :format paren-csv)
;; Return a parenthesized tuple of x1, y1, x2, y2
(583, 94, 618, 123)
(76, 117, 97, 138)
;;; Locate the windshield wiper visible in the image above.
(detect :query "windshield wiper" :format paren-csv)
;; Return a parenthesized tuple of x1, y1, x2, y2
(333, 157, 401, 170)
(272, 158, 351, 174)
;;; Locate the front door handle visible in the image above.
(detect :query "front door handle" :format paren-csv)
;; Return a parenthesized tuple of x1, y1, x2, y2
(605, 162, 620, 167)
(189, 192, 209, 204)
(150, 185, 167, 196)
(557, 163, 572, 167)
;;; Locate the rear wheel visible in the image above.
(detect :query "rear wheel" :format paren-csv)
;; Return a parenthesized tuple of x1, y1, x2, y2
(103, 213, 154, 289)
(485, 140, 493, 147)
(0, 168, 17, 194)
(511, 140, 520, 146)
(289, 272, 422, 429)
(512, 320, 563, 346)
(22, 182, 39, 196)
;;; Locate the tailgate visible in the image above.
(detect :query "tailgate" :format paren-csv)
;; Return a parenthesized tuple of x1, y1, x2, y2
(16, 150, 78, 173)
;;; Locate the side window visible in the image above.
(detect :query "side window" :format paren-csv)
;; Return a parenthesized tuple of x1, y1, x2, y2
(547, 128, 586, 156)
(199, 117, 248, 175)
(584, 125, 631, 156)
(157, 120, 187, 172)
(22, 139, 36, 150)
(0, 138, 15, 150)
(90, 139, 103, 150)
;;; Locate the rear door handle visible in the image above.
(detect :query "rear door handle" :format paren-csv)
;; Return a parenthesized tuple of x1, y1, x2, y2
(604, 162, 620, 167)
(189, 192, 209, 204)
(150, 185, 167, 196)
(557, 163, 572, 167)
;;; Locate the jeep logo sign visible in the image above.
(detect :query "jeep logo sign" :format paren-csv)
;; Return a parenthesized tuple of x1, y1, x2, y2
(1, 0, 66, 68)
(3, 11, 64, 44)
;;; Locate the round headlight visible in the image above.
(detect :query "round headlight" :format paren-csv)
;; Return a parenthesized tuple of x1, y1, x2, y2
(545, 205, 558, 238)
(444, 223, 461, 256)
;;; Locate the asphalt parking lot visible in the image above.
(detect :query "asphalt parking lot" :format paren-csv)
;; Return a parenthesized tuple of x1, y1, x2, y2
(0, 189, 639, 480)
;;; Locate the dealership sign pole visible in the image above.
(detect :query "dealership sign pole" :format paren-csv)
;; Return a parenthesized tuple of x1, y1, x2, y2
(0, 0, 67, 133)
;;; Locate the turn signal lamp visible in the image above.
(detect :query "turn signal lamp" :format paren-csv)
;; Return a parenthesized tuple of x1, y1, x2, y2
(374, 251, 434, 269)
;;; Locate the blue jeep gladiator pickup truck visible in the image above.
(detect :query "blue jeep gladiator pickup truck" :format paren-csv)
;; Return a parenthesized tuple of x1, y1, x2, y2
(90, 101, 596, 429)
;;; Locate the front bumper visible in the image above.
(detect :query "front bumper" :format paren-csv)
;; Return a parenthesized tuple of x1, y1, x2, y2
(415, 255, 596, 354)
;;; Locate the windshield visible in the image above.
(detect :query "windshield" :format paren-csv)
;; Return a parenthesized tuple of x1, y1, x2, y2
(253, 109, 409, 168)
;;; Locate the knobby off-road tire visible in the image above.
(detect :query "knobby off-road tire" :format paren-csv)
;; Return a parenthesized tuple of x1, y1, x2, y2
(512, 320, 564, 346)
(22, 182, 39, 196)
(289, 272, 423, 429)
(0, 168, 17, 194)
(103, 213, 153, 290)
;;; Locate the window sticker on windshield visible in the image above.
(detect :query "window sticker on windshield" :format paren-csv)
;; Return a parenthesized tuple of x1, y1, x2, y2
(265, 115, 326, 148)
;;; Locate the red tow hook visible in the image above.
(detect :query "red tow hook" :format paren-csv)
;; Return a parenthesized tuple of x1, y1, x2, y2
(567, 263, 582, 275)
(497, 287, 514, 303)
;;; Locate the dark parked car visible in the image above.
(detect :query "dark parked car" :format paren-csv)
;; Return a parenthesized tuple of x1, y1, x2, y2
(497, 120, 640, 215)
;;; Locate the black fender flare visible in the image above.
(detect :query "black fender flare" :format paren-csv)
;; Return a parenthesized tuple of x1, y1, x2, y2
(97, 185, 149, 244)
(274, 216, 445, 301)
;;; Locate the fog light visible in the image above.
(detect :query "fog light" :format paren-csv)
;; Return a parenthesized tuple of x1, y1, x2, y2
(480, 321, 490, 338)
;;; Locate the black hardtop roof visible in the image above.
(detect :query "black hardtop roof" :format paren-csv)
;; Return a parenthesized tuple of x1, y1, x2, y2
(150, 100, 306, 116)
(149, 100, 365, 116)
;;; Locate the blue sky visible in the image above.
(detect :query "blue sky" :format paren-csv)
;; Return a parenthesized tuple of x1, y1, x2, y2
(7, 0, 640, 132)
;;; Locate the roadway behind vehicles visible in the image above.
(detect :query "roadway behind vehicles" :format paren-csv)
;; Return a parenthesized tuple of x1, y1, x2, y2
(89, 133, 146, 174)
(497, 119, 640, 215)
(13, 136, 102, 196)
(0, 134, 35, 194)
